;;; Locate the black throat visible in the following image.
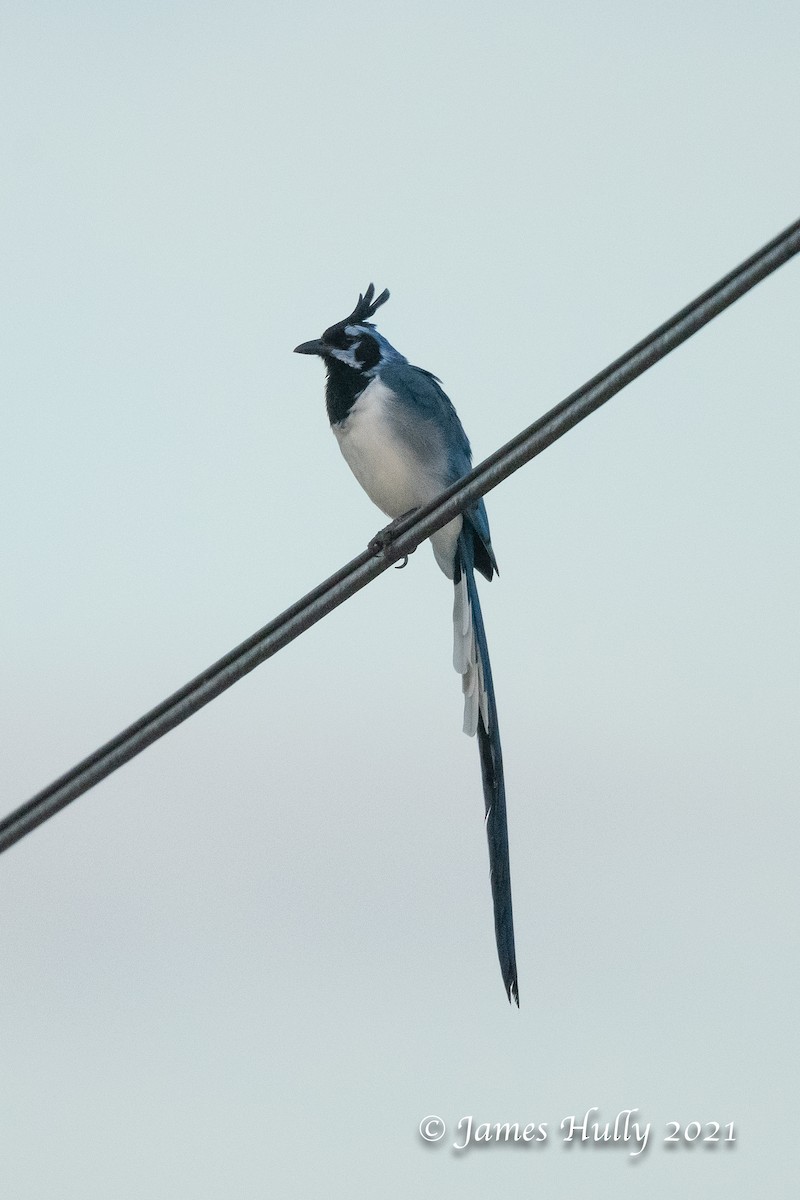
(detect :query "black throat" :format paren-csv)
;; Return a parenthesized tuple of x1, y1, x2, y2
(324, 357, 368, 425)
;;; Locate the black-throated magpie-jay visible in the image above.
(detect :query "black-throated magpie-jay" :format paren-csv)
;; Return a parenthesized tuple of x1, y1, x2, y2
(295, 285, 518, 1005)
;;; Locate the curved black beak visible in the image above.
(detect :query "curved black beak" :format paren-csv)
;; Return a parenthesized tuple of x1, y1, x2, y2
(293, 339, 327, 357)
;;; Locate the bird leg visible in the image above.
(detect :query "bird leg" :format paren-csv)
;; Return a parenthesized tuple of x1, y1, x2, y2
(368, 509, 419, 568)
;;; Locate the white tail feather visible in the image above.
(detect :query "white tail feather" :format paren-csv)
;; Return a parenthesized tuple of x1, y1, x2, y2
(452, 572, 489, 738)
(452, 573, 471, 673)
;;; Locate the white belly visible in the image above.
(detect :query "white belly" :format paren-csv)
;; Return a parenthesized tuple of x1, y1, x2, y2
(332, 377, 461, 577)
(333, 378, 436, 517)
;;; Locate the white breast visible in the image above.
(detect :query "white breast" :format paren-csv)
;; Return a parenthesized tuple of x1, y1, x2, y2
(333, 378, 433, 517)
(333, 377, 462, 577)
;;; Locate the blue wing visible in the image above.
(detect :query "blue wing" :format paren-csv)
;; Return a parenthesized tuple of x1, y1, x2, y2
(379, 362, 498, 580)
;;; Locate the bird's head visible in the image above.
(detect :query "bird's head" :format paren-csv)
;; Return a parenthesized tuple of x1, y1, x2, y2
(294, 284, 403, 379)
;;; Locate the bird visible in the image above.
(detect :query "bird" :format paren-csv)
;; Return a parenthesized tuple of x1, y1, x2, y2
(295, 284, 518, 1005)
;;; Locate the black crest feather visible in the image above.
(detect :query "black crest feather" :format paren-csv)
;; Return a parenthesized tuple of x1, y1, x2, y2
(345, 283, 390, 326)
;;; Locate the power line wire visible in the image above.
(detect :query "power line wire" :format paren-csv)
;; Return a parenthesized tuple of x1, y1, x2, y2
(2, 216, 799, 855)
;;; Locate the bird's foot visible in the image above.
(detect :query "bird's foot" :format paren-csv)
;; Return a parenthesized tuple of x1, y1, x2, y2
(368, 510, 419, 568)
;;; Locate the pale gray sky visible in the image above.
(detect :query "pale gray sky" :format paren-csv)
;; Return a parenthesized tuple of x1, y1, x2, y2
(2, 2, 799, 1196)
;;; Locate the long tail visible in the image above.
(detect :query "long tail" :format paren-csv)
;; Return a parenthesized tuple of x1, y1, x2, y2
(453, 530, 518, 1005)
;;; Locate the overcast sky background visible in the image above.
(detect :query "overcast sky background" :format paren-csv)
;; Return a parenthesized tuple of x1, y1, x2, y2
(2, 2, 799, 1196)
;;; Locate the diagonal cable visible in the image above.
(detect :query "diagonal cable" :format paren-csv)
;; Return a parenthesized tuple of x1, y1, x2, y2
(2, 215, 799, 854)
